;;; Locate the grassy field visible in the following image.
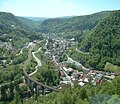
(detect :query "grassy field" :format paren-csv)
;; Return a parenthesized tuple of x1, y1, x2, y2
(104, 62, 120, 72)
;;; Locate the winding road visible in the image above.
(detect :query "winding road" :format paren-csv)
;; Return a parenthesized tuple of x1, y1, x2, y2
(0, 40, 61, 92)
(29, 47, 42, 76)
(23, 40, 60, 92)
(29, 39, 48, 76)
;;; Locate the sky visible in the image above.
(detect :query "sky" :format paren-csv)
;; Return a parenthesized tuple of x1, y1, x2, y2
(0, 0, 120, 17)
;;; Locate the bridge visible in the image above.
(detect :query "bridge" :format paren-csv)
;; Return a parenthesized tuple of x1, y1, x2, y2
(22, 44, 61, 95)
(0, 44, 61, 101)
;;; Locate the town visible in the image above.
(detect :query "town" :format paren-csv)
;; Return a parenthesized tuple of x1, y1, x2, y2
(43, 37, 119, 88)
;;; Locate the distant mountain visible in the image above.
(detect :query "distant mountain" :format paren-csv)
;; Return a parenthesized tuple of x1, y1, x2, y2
(17, 16, 40, 30)
(57, 16, 74, 18)
(39, 11, 111, 38)
(23, 16, 48, 21)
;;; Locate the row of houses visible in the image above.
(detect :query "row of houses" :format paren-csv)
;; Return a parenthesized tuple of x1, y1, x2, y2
(59, 64, 119, 86)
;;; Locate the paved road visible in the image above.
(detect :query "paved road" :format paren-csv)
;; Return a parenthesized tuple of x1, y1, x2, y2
(29, 39, 48, 76)
(61, 66, 74, 86)
(53, 55, 74, 86)
(0, 41, 41, 87)
(23, 41, 61, 92)
(0, 43, 34, 88)
(29, 47, 42, 76)
(0, 40, 61, 92)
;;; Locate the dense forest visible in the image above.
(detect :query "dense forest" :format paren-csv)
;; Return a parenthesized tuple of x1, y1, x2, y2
(79, 10, 120, 69)
(0, 12, 43, 48)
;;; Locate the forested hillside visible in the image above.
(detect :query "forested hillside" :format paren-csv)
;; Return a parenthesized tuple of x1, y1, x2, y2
(79, 10, 120, 69)
(0, 12, 39, 30)
(0, 12, 43, 86)
(0, 12, 26, 29)
(39, 11, 110, 39)
(0, 12, 43, 48)
(17, 17, 40, 31)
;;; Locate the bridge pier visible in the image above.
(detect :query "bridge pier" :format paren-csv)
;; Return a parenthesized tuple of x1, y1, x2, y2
(41, 86, 45, 95)
(34, 85, 40, 95)
(0, 86, 7, 101)
(23, 69, 60, 96)
(23, 76, 26, 83)
(30, 81, 35, 94)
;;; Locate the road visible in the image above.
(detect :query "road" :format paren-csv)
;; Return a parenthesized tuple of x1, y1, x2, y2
(23, 40, 61, 92)
(29, 39, 48, 76)
(16, 48, 23, 56)
(23, 43, 34, 71)
(0, 40, 44, 88)
(16, 42, 34, 56)
(61, 66, 74, 86)
(76, 48, 89, 55)
(0, 39, 61, 92)
(29, 47, 42, 76)
(0, 42, 34, 88)
(19, 41, 43, 76)
(45, 39, 48, 46)
(52, 55, 74, 86)
(66, 54, 90, 72)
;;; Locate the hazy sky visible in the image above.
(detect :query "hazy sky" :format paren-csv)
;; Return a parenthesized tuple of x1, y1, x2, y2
(0, 0, 120, 17)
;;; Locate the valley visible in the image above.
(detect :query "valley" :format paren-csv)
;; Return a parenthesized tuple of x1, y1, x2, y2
(0, 10, 120, 104)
